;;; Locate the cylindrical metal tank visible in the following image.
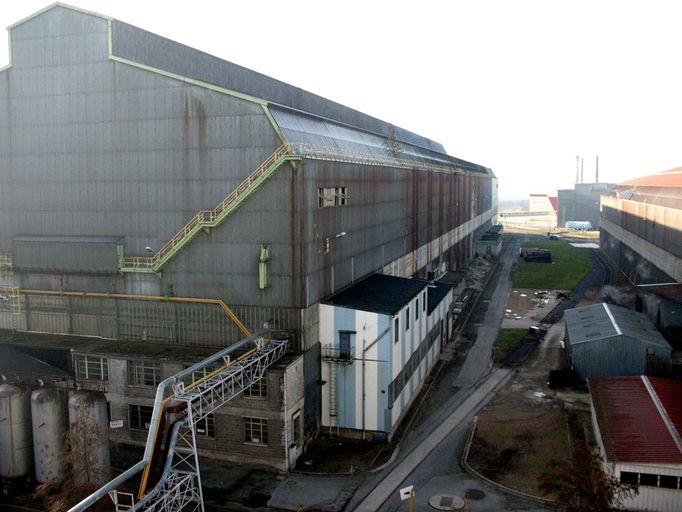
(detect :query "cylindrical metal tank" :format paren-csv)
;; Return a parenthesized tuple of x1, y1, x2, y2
(31, 387, 67, 483)
(0, 384, 33, 492)
(68, 391, 111, 486)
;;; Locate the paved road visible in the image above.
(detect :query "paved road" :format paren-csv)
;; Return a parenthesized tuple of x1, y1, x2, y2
(353, 368, 514, 511)
(453, 236, 522, 387)
(348, 235, 547, 511)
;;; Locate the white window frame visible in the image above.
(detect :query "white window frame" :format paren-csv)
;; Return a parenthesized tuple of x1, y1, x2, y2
(244, 416, 268, 445)
(75, 354, 109, 381)
(127, 360, 160, 387)
(244, 376, 268, 399)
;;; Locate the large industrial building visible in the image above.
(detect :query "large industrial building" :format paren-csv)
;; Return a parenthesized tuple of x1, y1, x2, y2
(557, 182, 614, 229)
(0, 4, 497, 473)
(600, 168, 682, 340)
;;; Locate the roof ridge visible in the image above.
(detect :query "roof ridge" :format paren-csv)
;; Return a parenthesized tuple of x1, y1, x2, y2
(641, 375, 682, 455)
(602, 303, 622, 335)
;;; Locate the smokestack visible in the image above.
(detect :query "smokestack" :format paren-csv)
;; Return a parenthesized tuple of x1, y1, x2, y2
(580, 157, 584, 183)
(595, 155, 599, 183)
(576, 156, 579, 184)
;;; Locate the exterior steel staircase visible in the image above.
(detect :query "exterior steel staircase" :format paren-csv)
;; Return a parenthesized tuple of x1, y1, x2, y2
(119, 144, 300, 273)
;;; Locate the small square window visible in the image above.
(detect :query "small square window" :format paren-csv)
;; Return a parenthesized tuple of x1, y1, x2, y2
(128, 360, 160, 386)
(620, 471, 638, 486)
(244, 377, 267, 398)
(129, 404, 154, 430)
(659, 475, 678, 489)
(75, 355, 109, 381)
(640, 473, 658, 487)
(244, 417, 268, 444)
(196, 414, 215, 437)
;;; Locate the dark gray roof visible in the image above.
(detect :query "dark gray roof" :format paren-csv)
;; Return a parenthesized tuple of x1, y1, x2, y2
(109, 18, 447, 156)
(426, 281, 453, 315)
(0, 344, 69, 381)
(565, 303, 671, 348)
(323, 274, 426, 315)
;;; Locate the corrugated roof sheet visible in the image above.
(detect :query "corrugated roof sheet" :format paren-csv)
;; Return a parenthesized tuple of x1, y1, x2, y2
(564, 303, 671, 348)
(621, 168, 682, 188)
(590, 376, 682, 464)
(323, 274, 425, 315)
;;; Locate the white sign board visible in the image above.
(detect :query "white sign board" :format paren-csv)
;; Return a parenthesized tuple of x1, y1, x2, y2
(399, 485, 414, 501)
(109, 419, 124, 429)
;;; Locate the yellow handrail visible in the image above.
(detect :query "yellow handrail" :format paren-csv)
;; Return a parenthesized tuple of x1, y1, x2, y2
(122, 143, 294, 271)
(0, 288, 251, 337)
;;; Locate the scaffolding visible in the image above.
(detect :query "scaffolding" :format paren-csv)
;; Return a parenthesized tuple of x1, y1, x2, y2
(67, 329, 288, 512)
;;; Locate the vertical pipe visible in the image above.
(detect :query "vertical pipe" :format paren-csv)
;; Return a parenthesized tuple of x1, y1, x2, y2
(596, 155, 599, 183)
(580, 158, 584, 183)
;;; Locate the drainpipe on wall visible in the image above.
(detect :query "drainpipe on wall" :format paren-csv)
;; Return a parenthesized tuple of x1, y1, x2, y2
(361, 324, 391, 441)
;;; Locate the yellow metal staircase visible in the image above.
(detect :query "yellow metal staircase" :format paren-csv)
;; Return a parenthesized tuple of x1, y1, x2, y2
(119, 143, 300, 273)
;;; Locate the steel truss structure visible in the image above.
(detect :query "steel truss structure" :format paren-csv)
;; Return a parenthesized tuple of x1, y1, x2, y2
(68, 330, 288, 512)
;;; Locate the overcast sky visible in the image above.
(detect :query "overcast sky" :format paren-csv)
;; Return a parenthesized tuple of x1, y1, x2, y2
(2, 0, 681, 199)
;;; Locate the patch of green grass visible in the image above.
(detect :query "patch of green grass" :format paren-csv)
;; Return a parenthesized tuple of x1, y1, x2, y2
(513, 239, 592, 290)
(495, 328, 527, 363)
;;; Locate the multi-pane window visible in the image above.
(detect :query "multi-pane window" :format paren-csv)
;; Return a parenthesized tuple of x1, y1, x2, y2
(196, 414, 215, 437)
(129, 404, 154, 430)
(128, 360, 160, 386)
(318, 187, 347, 207)
(75, 355, 108, 381)
(244, 377, 267, 398)
(244, 417, 268, 444)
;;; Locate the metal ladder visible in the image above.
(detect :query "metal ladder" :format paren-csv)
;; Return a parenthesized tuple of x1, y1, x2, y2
(119, 144, 301, 274)
(328, 362, 338, 435)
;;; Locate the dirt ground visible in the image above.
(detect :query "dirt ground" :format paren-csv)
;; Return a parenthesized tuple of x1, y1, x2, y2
(467, 293, 595, 496)
(501, 288, 567, 329)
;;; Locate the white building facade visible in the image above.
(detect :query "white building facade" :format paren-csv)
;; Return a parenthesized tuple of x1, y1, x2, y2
(319, 274, 453, 439)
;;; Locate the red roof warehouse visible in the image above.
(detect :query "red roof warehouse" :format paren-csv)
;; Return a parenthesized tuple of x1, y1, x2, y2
(589, 376, 682, 511)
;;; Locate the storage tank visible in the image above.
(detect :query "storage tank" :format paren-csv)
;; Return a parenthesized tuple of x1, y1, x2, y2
(68, 391, 111, 486)
(31, 387, 67, 484)
(0, 384, 33, 493)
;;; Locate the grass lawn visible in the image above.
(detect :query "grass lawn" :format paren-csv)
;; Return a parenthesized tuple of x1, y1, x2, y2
(495, 328, 527, 363)
(513, 239, 592, 290)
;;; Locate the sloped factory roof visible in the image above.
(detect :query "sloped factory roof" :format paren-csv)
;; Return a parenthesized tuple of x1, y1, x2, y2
(590, 376, 682, 464)
(5, 3, 491, 175)
(564, 303, 671, 348)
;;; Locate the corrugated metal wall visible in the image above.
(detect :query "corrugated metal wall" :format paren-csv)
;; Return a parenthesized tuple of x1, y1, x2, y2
(0, 6, 496, 346)
(602, 196, 682, 259)
(571, 335, 671, 379)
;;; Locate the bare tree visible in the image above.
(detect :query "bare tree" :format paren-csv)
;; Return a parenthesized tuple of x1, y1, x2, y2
(34, 400, 110, 512)
(538, 442, 638, 511)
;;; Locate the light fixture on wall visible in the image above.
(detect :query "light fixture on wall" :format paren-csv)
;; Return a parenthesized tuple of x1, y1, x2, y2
(324, 231, 347, 254)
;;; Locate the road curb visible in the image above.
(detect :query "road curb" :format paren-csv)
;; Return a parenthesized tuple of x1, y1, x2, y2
(460, 416, 554, 505)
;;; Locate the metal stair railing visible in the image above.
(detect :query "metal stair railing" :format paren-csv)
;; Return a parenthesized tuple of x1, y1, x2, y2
(120, 143, 300, 273)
